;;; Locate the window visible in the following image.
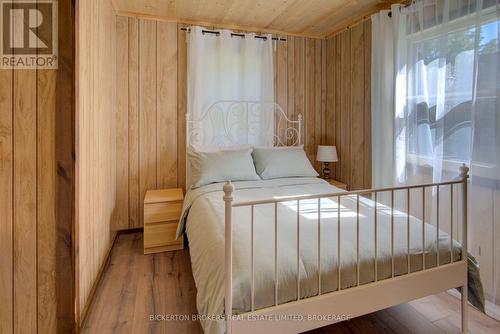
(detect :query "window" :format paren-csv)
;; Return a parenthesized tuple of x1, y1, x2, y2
(403, 11, 499, 166)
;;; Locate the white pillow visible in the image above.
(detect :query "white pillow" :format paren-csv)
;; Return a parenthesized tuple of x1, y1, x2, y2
(252, 146, 319, 179)
(189, 147, 260, 188)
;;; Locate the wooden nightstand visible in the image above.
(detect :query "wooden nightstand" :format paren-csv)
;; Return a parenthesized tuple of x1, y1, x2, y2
(328, 179, 348, 190)
(143, 188, 184, 254)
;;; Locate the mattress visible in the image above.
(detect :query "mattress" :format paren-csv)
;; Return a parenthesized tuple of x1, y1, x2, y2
(177, 177, 482, 334)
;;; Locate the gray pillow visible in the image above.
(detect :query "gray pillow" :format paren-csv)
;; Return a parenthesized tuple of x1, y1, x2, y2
(189, 147, 260, 188)
(252, 147, 319, 179)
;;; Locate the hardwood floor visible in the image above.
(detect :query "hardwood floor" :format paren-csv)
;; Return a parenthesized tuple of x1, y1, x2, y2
(82, 232, 500, 334)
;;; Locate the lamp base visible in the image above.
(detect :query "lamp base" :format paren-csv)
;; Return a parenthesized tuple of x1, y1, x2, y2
(322, 162, 331, 180)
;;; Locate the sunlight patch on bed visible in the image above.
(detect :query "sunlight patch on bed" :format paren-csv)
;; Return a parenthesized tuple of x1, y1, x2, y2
(280, 197, 364, 219)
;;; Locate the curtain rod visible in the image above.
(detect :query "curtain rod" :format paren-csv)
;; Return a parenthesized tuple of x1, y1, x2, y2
(388, 0, 413, 17)
(180, 28, 286, 41)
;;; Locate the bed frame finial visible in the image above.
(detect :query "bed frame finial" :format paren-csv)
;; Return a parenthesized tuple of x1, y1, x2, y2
(223, 181, 234, 199)
(459, 164, 469, 179)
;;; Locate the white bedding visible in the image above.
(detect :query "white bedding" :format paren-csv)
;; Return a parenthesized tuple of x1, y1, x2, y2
(177, 177, 462, 334)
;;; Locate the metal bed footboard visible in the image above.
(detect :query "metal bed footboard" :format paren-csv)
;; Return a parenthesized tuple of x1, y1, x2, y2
(222, 165, 470, 334)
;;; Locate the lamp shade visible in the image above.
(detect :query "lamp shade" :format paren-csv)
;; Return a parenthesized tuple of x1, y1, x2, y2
(316, 145, 338, 162)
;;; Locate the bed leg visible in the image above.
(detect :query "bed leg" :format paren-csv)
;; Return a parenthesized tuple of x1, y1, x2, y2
(223, 181, 234, 334)
(461, 284, 469, 334)
(459, 164, 469, 334)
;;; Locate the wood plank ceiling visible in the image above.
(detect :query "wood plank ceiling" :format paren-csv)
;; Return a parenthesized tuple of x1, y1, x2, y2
(112, 0, 404, 38)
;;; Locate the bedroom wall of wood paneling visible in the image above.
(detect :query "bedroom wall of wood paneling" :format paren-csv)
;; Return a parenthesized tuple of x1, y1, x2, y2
(0, 0, 75, 332)
(76, 0, 117, 324)
(114, 16, 181, 230)
(114, 16, 372, 229)
(325, 20, 372, 191)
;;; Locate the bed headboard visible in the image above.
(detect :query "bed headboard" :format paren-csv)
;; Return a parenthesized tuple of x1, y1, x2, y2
(185, 100, 302, 187)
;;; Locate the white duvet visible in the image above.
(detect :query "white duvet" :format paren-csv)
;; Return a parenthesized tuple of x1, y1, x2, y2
(177, 177, 462, 334)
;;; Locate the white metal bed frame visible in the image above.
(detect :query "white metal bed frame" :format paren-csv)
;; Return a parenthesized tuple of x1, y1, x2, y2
(187, 100, 470, 334)
(186, 100, 302, 148)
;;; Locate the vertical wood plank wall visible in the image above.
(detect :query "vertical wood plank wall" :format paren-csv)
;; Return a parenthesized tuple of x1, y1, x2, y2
(114, 17, 181, 229)
(0, 0, 75, 333)
(114, 17, 372, 229)
(326, 21, 372, 190)
(76, 0, 117, 323)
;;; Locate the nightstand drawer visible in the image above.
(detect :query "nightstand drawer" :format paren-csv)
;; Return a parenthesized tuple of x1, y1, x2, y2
(144, 221, 181, 249)
(144, 201, 182, 224)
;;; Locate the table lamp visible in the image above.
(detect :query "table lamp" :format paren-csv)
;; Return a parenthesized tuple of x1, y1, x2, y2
(316, 145, 338, 180)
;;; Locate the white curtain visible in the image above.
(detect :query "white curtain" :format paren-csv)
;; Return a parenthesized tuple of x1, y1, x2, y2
(371, 9, 399, 188)
(187, 26, 275, 148)
(372, 0, 500, 317)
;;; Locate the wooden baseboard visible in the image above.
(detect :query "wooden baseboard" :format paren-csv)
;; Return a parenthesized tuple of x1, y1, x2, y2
(78, 231, 119, 332)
